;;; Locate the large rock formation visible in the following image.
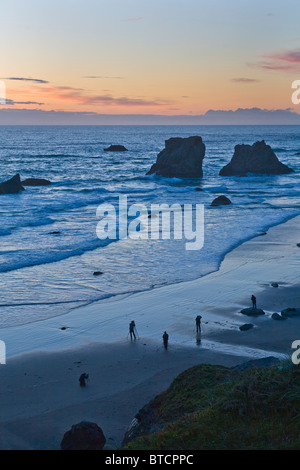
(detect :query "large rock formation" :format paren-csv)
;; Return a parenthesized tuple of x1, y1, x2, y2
(0, 174, 25, 194)
(146, 136, 205, 178)
(220, 141, 294, 176)
(104, 145, 128, 152)
(22, 178, 51, 186)
(60, 421, 106, 450)
(211, 195, 231, 206)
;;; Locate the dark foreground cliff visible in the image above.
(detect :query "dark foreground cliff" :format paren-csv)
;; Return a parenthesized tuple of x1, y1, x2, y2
(123, 358, 300, 450)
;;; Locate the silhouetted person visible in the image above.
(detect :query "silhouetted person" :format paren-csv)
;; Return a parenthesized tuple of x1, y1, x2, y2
(79, 373, 89, 387)
(129, 320, 136, 341)
(196, 332, 201, 346)
(163, 331, 169, 350)
(251, 295, 257, 309)
(195, 315, 202, 333)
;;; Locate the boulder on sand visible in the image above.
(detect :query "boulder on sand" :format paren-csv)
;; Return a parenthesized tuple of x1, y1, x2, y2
(146, 136, 205, 178)
(281, 308, 300, 318)
(239, 323, 254, 331)
(104, 145, 128, 152)
(22, 178, 51, 186)
(272, 313, 286, 321)
(219, 140, 294, 176)
(60, 421, 106, 450)
(240, 307, 265, 316)
(0, 173, 24, 194)
(211, 195, 231, 206)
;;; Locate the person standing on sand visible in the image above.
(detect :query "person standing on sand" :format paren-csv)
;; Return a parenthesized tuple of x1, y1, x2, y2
(163, 331, 169, 350)
(195, 315, 202, 333)
(79, 373, 89, 387)
(251, 295, 257, 309)
(129, 320, 136, 341)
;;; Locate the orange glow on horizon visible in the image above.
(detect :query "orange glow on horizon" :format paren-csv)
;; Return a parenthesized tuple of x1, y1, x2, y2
(4, 74, 299, 116)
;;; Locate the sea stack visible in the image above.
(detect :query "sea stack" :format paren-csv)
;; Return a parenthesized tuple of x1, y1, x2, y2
(219, 140, 294, 176)
(22, 178, 51, 186)
(0, 174, 25, 194)
(211, 195, 231, 206)
(104, 145, 128, 152)
(146, 136, 205, 178)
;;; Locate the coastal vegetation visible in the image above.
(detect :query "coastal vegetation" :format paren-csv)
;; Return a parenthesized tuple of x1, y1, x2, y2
(124, 361, 300, 450)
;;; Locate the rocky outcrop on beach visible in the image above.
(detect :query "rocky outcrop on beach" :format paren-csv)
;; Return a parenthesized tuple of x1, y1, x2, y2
(239, 323, 254, 331)
(0, 173, 24, 194)
(22, 178, 51, 186)
(219, 141, 294, 176)
(60, 421, 106, 450)
(104, 145, 128, 152)
(281, 307, 300, 318)
(240, 307, 265, 316)
(146, 136, 205, 178)
(211, 195, 231, 206)
(271, 313, 286, 321)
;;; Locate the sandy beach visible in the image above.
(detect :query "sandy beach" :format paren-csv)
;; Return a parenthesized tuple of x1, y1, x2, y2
(0, 215, 299, 450)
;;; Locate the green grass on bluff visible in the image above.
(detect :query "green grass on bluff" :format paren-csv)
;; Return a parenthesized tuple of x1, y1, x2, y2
(124, 363, 300, 450)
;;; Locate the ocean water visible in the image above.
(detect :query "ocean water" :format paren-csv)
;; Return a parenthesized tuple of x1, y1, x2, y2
(0, 125, 299, 327)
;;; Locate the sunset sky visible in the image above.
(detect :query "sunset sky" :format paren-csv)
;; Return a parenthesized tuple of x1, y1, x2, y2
(1, 0, 300, 119)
